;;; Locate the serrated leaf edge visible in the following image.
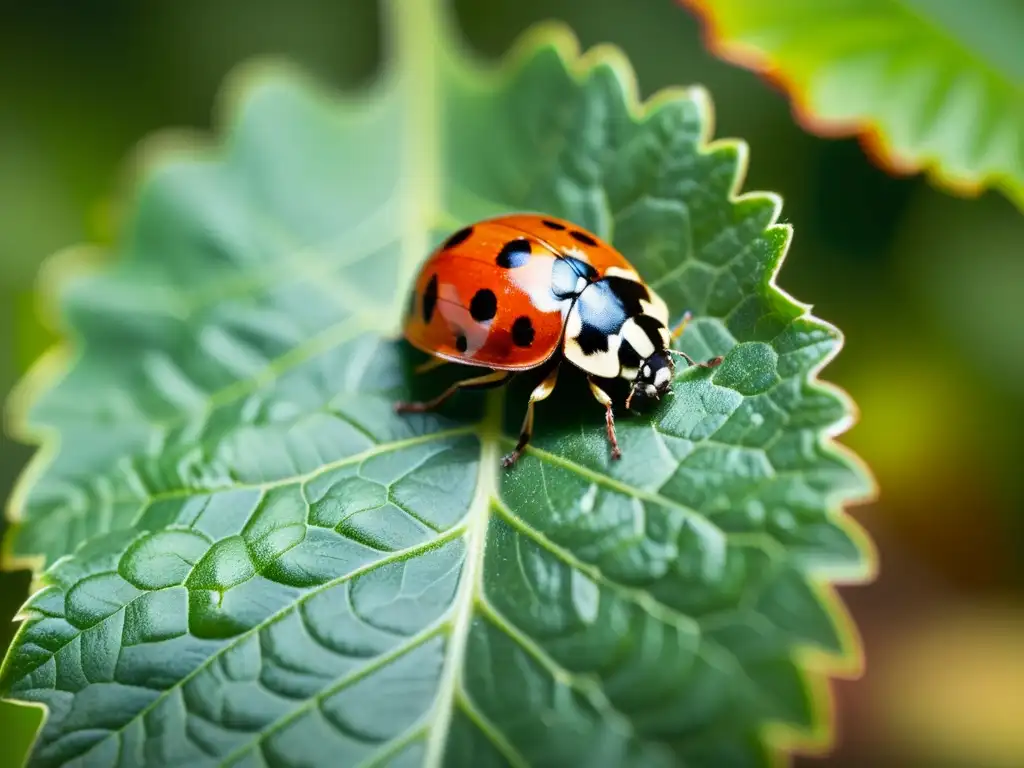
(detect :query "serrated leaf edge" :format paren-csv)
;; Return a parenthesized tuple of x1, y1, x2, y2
(1, 1, 879, 765)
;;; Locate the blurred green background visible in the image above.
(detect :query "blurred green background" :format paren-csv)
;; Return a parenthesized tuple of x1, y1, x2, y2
(1, 1, 1022, 766)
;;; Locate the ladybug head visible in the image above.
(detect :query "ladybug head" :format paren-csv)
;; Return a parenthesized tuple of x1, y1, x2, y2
(625, 351, 674, 410)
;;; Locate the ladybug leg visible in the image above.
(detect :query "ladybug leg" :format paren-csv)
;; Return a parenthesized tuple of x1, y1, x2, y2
(414, 357, 449, 375)
(587, 378, 622, 461)
(669, 312, 723, 368)
(394, 369, 511, 414)
(666, 349, 724, 369)
(501, 364, 560, 469)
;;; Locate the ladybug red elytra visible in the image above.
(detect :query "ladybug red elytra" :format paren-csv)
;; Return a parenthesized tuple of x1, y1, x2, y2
(396, 214, 722, 467)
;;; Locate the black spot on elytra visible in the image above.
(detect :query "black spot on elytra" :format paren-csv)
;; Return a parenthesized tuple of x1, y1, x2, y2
(576, 323, 609, 355)
(511, 316, 535, 347)
(470, 288, 497, 322)
(497, 238, 531, 268)
(443, 226, 473, 249)
(542, 219, 566, 231)
(570, 230, 598, 247)
(455, 334, 468, 353)
(422, 274, 438, 324)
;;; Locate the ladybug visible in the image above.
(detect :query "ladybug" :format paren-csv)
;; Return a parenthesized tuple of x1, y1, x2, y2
(396, 214, 722, 467)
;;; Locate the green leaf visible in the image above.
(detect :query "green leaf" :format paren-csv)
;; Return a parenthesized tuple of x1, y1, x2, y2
(682, 0, 1024, 212)
(1, 0, 875, 765)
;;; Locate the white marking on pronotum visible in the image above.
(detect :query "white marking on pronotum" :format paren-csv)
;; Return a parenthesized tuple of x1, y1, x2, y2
(622, 317, 656, 359)
(604, 265, 641, 282)
(640, 294, 669, 325)
(564, 304, 583, 338)
(564, 332, 622, 378)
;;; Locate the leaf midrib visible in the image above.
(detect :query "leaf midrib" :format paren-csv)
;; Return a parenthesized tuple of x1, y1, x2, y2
(422, 390, 503, 767)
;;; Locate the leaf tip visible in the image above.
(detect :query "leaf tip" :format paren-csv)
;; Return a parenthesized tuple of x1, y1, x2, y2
(495, 18, 584, 82)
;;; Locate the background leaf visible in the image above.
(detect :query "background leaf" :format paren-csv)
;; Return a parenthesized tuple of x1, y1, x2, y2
(1, 0, 874, 765)
(681, 0, 1024, 211)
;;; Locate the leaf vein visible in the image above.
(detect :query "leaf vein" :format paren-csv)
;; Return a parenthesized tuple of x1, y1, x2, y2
(475, 599, 634, 738)
(454, 688, 531, 768)
(27, 527, 467, 761)
(491, 498, 700, 636)
(214, 621, 446, 767)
